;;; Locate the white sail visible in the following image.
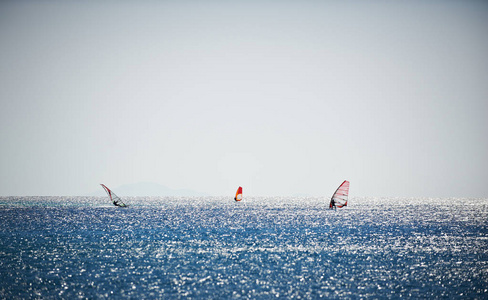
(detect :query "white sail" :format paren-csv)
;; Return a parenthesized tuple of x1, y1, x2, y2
(100, 184, 128, 207)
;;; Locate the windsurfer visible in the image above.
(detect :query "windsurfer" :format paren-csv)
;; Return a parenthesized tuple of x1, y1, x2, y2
(330, 199, 336, 210)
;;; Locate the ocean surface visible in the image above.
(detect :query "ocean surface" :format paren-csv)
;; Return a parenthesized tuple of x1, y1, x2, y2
(0, 196, 486, 299)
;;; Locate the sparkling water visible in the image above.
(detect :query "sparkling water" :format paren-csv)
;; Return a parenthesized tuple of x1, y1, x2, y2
(0, 197, 486, 298)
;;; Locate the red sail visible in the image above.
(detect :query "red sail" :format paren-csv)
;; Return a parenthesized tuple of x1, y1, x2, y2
(235, 186, 243, 201)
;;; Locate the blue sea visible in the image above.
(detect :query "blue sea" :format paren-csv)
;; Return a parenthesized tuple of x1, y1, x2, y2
(0, 196, 486, 299)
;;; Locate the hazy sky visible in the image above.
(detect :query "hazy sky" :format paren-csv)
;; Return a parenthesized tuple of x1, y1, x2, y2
(1, 0, 487, 197)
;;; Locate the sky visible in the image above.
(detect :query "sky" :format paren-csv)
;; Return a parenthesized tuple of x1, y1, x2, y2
(1, 0, 487, 197)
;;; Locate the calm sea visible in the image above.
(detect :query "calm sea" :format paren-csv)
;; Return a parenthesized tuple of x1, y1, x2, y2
(0, 197, 486, 299)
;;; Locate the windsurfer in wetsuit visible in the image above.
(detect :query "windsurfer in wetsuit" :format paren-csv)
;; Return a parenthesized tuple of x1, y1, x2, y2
(330, 199, 336, 210)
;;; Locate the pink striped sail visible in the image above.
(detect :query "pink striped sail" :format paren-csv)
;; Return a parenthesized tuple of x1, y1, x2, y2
(329, 180, 350, 209)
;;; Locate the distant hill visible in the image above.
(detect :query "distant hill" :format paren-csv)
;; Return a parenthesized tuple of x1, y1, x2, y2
(92, 182, 206, 197)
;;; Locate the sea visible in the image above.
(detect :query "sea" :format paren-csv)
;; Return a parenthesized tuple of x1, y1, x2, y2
(0, 196, 486, 299)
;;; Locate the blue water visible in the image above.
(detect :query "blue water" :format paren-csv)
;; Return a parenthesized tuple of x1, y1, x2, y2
(0, 197, 486, 299)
